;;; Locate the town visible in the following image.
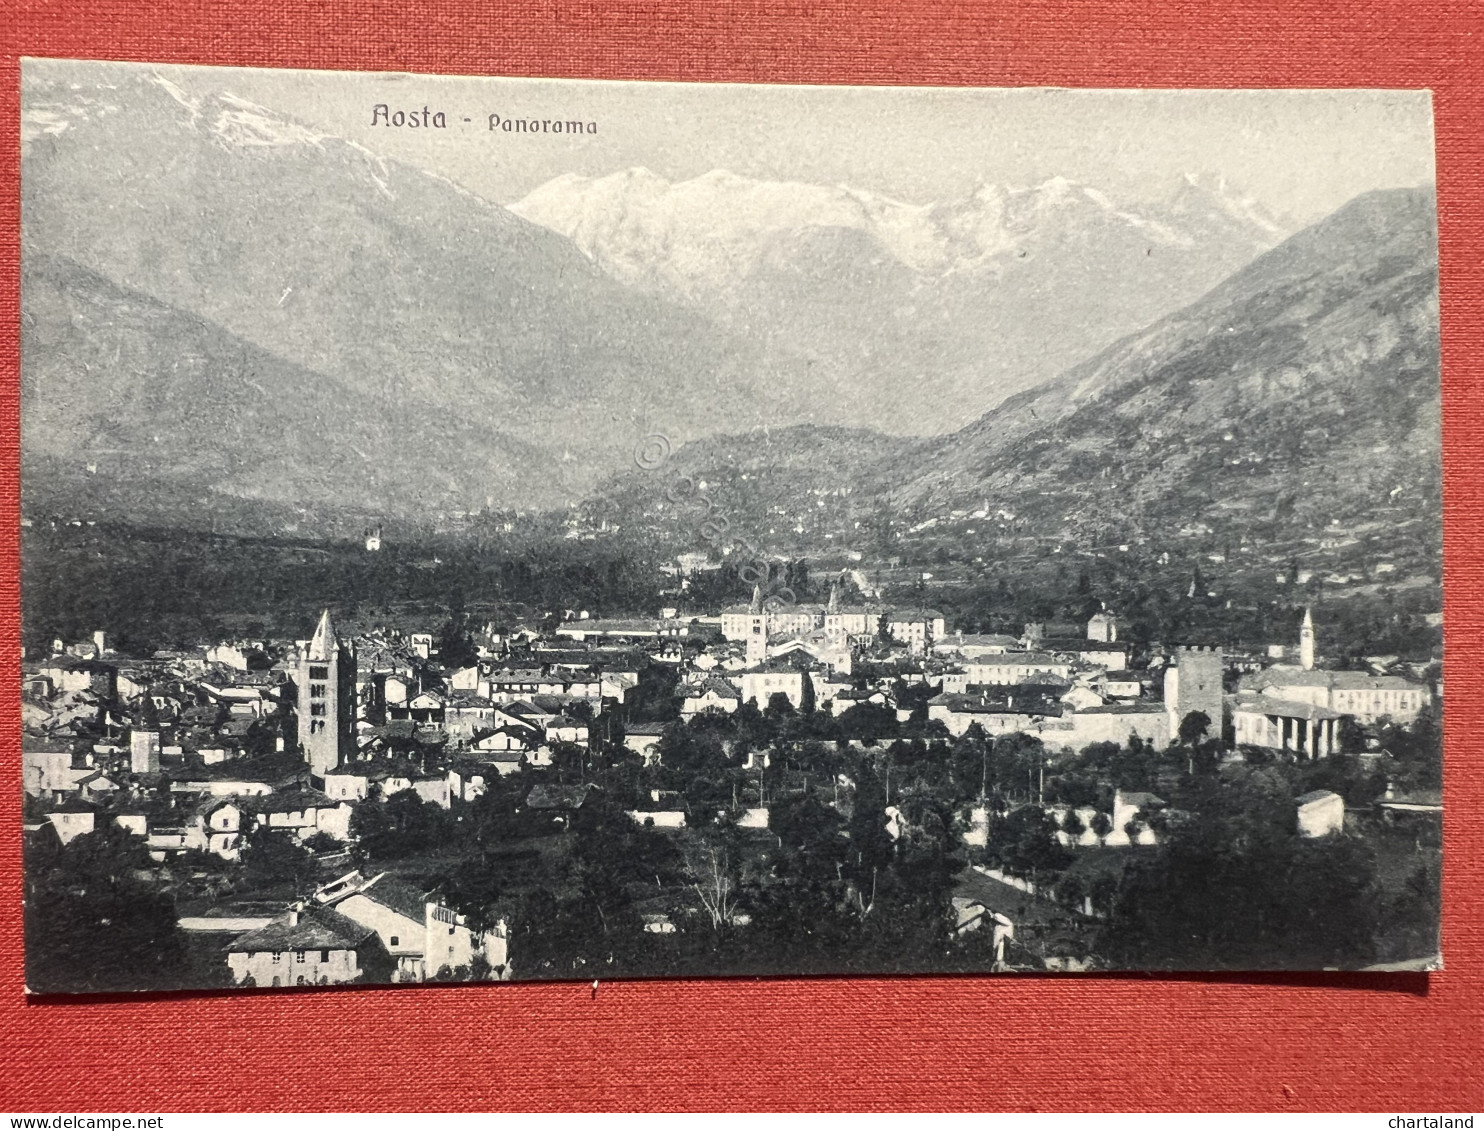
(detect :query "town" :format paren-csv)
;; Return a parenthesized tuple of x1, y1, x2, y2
(21, 556, 1444, 990)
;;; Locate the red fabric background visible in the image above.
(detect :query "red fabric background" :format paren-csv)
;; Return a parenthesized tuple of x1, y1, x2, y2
(2, 0, 1482, 1112)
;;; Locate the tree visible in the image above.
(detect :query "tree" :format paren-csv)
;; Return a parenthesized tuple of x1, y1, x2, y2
(1337, 715, 1368, 756)
(987, 805, 1072, 878)
(24, 824, 190, 993)
(689, 840, 741, 932)
(770, 792, 847, 879)
(241, 825, 313, 887)
(435, 611, 480, 670)
(1062, 807, 1086, 840)
(1089, 811, 1114, 845)
(764, 691, 795, 720)
(1178, 710, 1212, 747)
(798, 672, 817, 715)
(849, 761, 895, 876)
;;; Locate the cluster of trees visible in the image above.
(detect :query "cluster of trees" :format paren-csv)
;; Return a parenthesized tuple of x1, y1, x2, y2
(24, 824, 188, 993)
(21, 521, 669, 654)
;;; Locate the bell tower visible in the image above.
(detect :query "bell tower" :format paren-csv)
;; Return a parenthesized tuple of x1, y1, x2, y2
(298, 609, 356, 778)
(1300, 608, 1315, 671)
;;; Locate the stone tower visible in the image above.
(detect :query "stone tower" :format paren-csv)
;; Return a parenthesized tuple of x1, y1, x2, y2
(745, 584, 768, 667)
(1300, 607, 1315, 671)
(1165, 646, 1225, 744)
(298, 609, 356, 778)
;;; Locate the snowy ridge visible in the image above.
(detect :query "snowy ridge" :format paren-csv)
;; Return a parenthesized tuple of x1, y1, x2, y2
(509, 167, 1288, 297)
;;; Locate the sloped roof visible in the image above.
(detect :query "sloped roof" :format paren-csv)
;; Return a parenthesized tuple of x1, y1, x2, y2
(1233, 696, 1344, 721)
(688, 677, 741, 700)
(227, 905, 372, 953)
(352, 874, 432, 923)
(1239, 668, 1426, 693)
(241, 787, 336, 814)
(526, 783, 597, 810)
(1296, 789, 1342, 806)
(307, 610, 337, 664)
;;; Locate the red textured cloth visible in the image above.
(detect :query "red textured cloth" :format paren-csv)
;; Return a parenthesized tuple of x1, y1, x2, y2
(2, 0, 1482, 1113)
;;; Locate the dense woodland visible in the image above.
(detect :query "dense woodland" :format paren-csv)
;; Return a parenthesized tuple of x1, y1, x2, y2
(22, 521, 1441, 663)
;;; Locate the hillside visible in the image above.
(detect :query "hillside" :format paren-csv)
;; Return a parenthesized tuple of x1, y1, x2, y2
(20, 66, 797, 521)
(881, 186, 1441, 560)
(20, 255, 570, 532)
(582, 424, 918, 553)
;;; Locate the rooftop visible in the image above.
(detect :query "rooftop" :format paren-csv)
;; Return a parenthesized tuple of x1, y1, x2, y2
(227, 905, 373, 954)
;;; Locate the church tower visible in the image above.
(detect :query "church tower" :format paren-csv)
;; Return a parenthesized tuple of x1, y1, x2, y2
(1300, 607, 1315, 671)
(297, 609, 356, 778)
(745, 584, 768, 667)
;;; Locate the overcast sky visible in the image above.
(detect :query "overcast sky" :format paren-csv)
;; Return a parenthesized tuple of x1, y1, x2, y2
(33, 60, 1436, 221)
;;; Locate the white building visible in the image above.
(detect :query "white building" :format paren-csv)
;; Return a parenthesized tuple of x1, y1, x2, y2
(322, 871, 509, 982)
(1296, 790, 1345, 837)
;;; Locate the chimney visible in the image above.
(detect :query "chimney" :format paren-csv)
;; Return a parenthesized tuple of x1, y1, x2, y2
(286, 907, 300, 927)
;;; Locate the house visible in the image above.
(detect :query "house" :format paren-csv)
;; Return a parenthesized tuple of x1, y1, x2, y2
(1238, 668, 1432, 725)
(600, 671, 641, 703)
(75, 770, 121, 801)
(883, 608, 947, 653)
(242, 788, 354, 842)
(1101, 671, 1145, 700)
(932, 632, 1019, 659)
(628, 809, 687, 829)
(681, 677, 742, 718)
(447, 666, 480, 692)
(130, 728, 162, 774)
(322, 871, 509, 982)
(926, 692, 1062, 739)
(443, 693, 496, 741)
(39, 656, 115, 697)
(1107, 790, 1164, 846)
(225, 904, 393, 988)
(544, 715, 590, 746)
(323, 765, 373, 802)
(446, 760, 495, 801)
(22, 737, 90, 798)
(1060, 685, 1105, 711)
(46, 798, 98, 845)
(965, 654, 1074, 686)
(389, 690, 446, 726)
(22, 672, 55, 700)
(525, 783, 598, 823)
(186, 799, 245, 860)
(1296, 790, 1345, 837)
(623, 722, 668, 765)
(472, 726, 538, 755)
(829, 687, 891, 717)
(739, 668, 806, 710)
(409, 772, 452, 809)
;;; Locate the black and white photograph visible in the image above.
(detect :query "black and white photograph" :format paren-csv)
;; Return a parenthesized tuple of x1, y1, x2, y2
(18, 60, 1443, 991)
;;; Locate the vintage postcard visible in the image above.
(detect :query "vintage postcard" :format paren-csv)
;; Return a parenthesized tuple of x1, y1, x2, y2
(18, 60, 1442, 990)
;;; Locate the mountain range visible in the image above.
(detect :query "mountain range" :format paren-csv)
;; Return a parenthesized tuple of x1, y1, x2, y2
(589, 186, 1440, 563)
(510, 167, 1289, 431)
(21, 69, 797, 521)
(19, 67, 1437, 553)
